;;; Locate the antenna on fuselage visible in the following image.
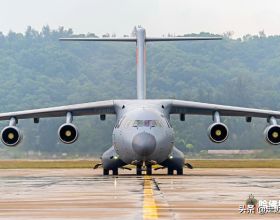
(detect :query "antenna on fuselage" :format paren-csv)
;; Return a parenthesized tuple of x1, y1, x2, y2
(60, 26, 222, 100)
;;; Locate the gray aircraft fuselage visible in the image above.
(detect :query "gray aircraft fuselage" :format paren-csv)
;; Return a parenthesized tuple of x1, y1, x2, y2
(112, 100, 174, 164)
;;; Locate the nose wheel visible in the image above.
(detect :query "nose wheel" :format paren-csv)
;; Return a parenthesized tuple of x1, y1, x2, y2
(136, 163, 152, 175)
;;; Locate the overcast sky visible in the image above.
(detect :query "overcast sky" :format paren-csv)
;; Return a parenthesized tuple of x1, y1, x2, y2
(1, 0, 280, 37)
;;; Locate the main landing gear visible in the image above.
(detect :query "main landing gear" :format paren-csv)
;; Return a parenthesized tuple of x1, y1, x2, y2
(103, 168, 118, 175)
(167, 167, 183, 175)
(166, 162, 193, 175)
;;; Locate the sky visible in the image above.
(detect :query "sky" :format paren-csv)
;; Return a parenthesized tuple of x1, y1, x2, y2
(1, 0, 280, 37)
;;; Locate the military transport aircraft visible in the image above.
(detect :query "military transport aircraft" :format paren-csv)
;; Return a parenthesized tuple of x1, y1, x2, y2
(1, 26, 280, 175)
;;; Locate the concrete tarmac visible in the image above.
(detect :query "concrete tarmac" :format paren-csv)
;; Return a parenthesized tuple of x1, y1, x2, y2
(0, 168, 279, 219)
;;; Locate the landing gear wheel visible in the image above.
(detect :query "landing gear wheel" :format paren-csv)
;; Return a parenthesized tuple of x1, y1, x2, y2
(146, 165, 152, 175)
(103, 169, 109, 175)
(112, 168, 118, 175)
(136, 165, 142, 175)
(167, 168, 174, 175)
(177, 168, 183, 175)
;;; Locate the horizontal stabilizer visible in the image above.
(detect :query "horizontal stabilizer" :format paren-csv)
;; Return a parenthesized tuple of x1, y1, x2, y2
(60, 38, 136, 42)
(60, 36, 222, 42)
(145, 37, 222, 42)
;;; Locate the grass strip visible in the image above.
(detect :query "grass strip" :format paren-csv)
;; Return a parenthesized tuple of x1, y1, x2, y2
(0, 159, 280, 169)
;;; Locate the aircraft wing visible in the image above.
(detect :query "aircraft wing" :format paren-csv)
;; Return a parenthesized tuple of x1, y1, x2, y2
(0, 100, 115, 121)
(169, 100, 280, 119)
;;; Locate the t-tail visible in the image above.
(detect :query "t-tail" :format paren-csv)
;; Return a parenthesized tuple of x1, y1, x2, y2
(60, 26, 222, 100)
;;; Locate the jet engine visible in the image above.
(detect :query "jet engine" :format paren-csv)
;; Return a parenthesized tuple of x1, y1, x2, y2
(1, 126, 22, 146)
(264, 125, 280, 145)
(264, 116, 280, 145)
(208, 123, 228, 143)
(208, 111, 228, 143)
(58, 123, 79, 144)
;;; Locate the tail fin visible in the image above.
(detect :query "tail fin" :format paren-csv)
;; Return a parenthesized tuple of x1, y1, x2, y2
(60, 27, 222, 100)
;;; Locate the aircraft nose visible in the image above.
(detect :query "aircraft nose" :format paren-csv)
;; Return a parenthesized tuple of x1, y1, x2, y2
(132, 132, 156, 156)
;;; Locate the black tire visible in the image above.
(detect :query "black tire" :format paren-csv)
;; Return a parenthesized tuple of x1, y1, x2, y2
(112, 168, 118, 175)
(136, 165, 142, 175)
(167, 168, 173, 175)
(146, 165, 152, 175)
(177, 168, 183, 175)
(103, 169, 109, 175)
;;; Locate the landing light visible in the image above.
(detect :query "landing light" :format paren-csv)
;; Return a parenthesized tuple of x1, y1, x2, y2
(113, 155, 119, 160)
(169, 155, 173, 159)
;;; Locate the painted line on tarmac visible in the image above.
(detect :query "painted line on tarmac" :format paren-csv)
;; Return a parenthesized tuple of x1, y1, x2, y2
(143, 175, 158, 219)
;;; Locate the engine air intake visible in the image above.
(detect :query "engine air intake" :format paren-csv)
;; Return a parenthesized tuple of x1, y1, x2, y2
(58, 123, 78, 144)
(264, 125, 280, 145)
(1, 126, 22, 146)
(208, 123, 228, 143)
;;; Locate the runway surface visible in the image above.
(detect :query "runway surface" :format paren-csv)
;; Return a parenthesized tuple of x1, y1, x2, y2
(0, 168, 279, 219)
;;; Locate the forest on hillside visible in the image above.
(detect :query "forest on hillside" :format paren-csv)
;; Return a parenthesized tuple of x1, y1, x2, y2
(1, 26, 280, 158)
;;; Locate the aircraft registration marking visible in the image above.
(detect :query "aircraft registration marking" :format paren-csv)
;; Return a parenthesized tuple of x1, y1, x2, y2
(143, 175, 158, 219)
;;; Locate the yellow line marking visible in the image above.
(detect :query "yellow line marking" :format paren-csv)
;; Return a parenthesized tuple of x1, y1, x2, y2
(143, 175, 158, 219)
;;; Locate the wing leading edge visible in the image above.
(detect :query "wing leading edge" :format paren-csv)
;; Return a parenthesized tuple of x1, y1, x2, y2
(169, 100, 280, 119)
(1, 99, 280, 121)
(0, 100, 115, 121)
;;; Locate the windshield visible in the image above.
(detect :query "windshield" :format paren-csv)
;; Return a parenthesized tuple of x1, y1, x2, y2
(121, 119, 164, 128)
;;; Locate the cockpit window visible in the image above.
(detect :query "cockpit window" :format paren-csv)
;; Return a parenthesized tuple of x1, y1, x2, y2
(121, 119, 164, 128)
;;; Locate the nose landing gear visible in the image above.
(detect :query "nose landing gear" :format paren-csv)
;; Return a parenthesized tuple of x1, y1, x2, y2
(136, 162, 153, 175)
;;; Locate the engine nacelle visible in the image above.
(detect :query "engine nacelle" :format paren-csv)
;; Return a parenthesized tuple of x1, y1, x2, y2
(1, 126, 22, 146)
(208, 123, 228, 143)
(264, 125, 280, 145)
(58, 123, 79, 144)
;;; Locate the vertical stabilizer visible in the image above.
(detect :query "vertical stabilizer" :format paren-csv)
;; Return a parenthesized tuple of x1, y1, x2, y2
(136, 27, 146, 100)
(60, 27, 222, 100)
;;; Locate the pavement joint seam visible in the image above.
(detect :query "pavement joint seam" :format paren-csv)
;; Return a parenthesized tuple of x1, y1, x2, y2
(152, 177, 176, 220)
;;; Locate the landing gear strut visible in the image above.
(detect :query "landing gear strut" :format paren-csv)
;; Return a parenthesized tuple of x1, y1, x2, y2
(136, 162, 152, 175)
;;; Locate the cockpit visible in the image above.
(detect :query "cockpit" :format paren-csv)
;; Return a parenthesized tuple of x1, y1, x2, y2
(116, 118, 171, 128)
(115, 109, 172, 129)
(123, 119, 164, 128)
